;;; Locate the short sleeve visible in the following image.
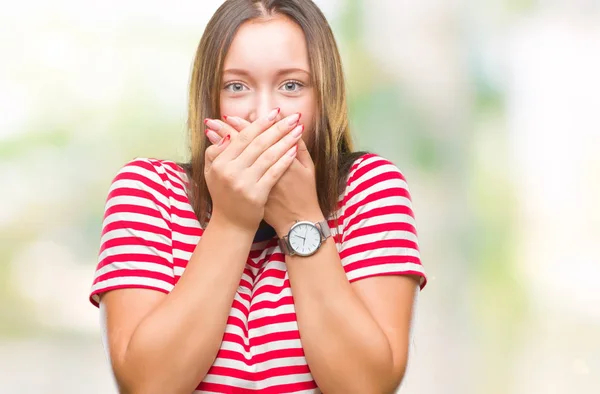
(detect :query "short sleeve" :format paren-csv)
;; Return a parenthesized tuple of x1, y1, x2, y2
(339, 154, 426, 289)
(89, 158, 175, 307)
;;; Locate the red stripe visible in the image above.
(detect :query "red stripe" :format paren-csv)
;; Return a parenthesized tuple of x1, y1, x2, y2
(97, 252, 172, 270)
(343, 187, 412, 219)
(99, 236, 171, 255)
(344, 255, 422, 273)
(207, 364, 310, 382)
(339, 239, 419, 259)
(104, 201, 167, 222)
(248, 312, 296, 331)
(94, 268, 174, 285)
(251, 296, 295, 313)
(349, 270, 427, 290)
(343, 205, 416, 237)
(89, 284, 170, 307)
(196, 380, 317, 393)
(102, 220, 171, 239)
(251, 280, 291, 299)
(214, 348, 306, 366)
(172, 222, 203, 237)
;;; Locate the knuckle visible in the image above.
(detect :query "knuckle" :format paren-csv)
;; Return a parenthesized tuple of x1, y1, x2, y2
(238, 132, 252, 145)
(261, 150, 277, 165)
(223, 167, 238, 183)
(276, 120, 290, 133)
(253, 138, 271, 155)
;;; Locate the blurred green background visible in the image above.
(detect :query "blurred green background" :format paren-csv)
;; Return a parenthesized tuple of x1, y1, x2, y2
(1, 0, 599, 393)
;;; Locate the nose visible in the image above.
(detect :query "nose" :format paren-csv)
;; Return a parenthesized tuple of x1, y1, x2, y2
(248, 91, 279, 122)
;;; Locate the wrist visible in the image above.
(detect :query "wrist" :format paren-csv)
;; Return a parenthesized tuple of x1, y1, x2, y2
(274, 213, 326, 239)
(209, 210, 258, 239)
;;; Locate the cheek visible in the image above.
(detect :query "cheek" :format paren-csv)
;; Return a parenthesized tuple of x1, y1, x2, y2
(219, 97, 252, 118)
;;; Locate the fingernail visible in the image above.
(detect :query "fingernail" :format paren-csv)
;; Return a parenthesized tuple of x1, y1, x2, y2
(224, 115, 240, 127)
(287, 113, 301, 126)
(204, 118, 222, 130)
(218, 134, 230, 146)
(267, 108, 280, 121)
(286, 145, 298, 157)
(290, 124, 304, 138)
(205, 129, 220, 144)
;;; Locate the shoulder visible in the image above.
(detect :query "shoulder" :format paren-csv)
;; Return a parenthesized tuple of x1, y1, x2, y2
(105, 158, 190, 215)
(344, 153, 409, 197)
(109, 158, 188, 193)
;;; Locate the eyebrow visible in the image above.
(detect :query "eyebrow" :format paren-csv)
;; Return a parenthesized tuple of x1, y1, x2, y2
(223, 68, 310, 77)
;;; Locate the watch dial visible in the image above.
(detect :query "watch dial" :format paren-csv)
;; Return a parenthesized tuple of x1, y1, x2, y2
(289, 223, 322, 255)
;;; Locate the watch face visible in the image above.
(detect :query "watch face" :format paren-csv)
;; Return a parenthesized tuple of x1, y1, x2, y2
(289, 222, 322, 256)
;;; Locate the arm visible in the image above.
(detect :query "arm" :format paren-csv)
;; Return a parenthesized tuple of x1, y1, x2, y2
(270, 153, 425, 393)
(283, 234, 419, 394)
(99, 111, 302, 394)
(101, 211, 255, 394)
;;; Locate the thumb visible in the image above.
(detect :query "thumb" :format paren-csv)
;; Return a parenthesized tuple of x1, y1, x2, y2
(294, 137, 313, 169)
(205, 134, 231, 165)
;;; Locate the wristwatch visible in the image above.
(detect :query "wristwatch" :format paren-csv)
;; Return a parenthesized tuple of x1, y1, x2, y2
(278, 220, 331, 257)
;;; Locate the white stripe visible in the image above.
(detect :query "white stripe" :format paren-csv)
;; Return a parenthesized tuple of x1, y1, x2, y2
(248, 321, 298, 338)
(202, 371, 314, 389)
(342, 229, 419, 250)
(345, 190, 412, 222)
(346, 157, 402, 191)
(248, 303, 295, 321)
(172, 249, 192, 265)
(111, 171, 170, 208)
(102, 211, 169, 232)
(219, 338, 303, 358)
(251, 285, 293, 305)
(100, 227, 170, 247)
(341, 246, 421, 267)
(211, 356, 308, 372)
(171, 215, 203, 229)
(345, 262, 425, 282)
(171, 233, 200, 246)
(91, 276, 174, 294)
(95, 261, 174, 278)
(98, 244, 172, 264)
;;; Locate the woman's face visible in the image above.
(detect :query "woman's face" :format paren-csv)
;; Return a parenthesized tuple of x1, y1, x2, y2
(220, 15, 316, 141)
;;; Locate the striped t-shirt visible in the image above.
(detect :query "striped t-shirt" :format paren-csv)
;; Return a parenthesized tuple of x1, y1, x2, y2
(90, 153, 426, 393)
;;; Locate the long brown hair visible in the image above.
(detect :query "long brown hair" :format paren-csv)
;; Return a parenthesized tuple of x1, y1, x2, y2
(184, 0, 366, 227)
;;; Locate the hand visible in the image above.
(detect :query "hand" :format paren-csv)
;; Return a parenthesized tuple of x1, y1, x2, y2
(203, 109, 305, 232)
(205, 115, 325, 237)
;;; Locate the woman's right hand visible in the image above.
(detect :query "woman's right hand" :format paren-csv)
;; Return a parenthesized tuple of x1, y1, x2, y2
(204, 108, 304, 232)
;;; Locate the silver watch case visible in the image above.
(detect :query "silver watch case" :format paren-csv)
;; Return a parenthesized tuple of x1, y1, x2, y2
(279, 220, 331, 257)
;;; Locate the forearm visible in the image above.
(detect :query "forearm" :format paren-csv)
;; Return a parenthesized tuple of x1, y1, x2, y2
(286, 238, 402, 394)
(120, 213, 255, 394)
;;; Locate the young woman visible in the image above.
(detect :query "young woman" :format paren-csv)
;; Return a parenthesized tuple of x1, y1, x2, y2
(90, 1, 426, 393)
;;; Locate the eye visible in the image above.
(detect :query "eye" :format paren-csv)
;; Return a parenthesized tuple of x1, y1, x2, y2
(224, 82, 248, 93)
(280, 80, 303, 92)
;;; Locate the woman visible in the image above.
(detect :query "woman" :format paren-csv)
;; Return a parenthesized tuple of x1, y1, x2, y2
(90, 0, 426, 393)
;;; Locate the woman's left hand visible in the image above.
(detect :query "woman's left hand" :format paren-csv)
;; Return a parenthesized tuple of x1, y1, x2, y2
(205, 116, 325, 237)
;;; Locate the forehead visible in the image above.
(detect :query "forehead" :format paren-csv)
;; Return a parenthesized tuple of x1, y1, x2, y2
(224, 15, 310, 71)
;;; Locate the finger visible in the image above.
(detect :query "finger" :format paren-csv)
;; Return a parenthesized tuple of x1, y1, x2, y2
(205, 129, 221, 145)
(256, 144, 297, 191)
(204, 118, 239, 140)
(249, 124, 304, 180)
(222, 115, 251, 132)
(294, 136, 314, 169)
(235, 112, 302, 168)
(205, 134, 231, 166)
(218, 107, 281, 162)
